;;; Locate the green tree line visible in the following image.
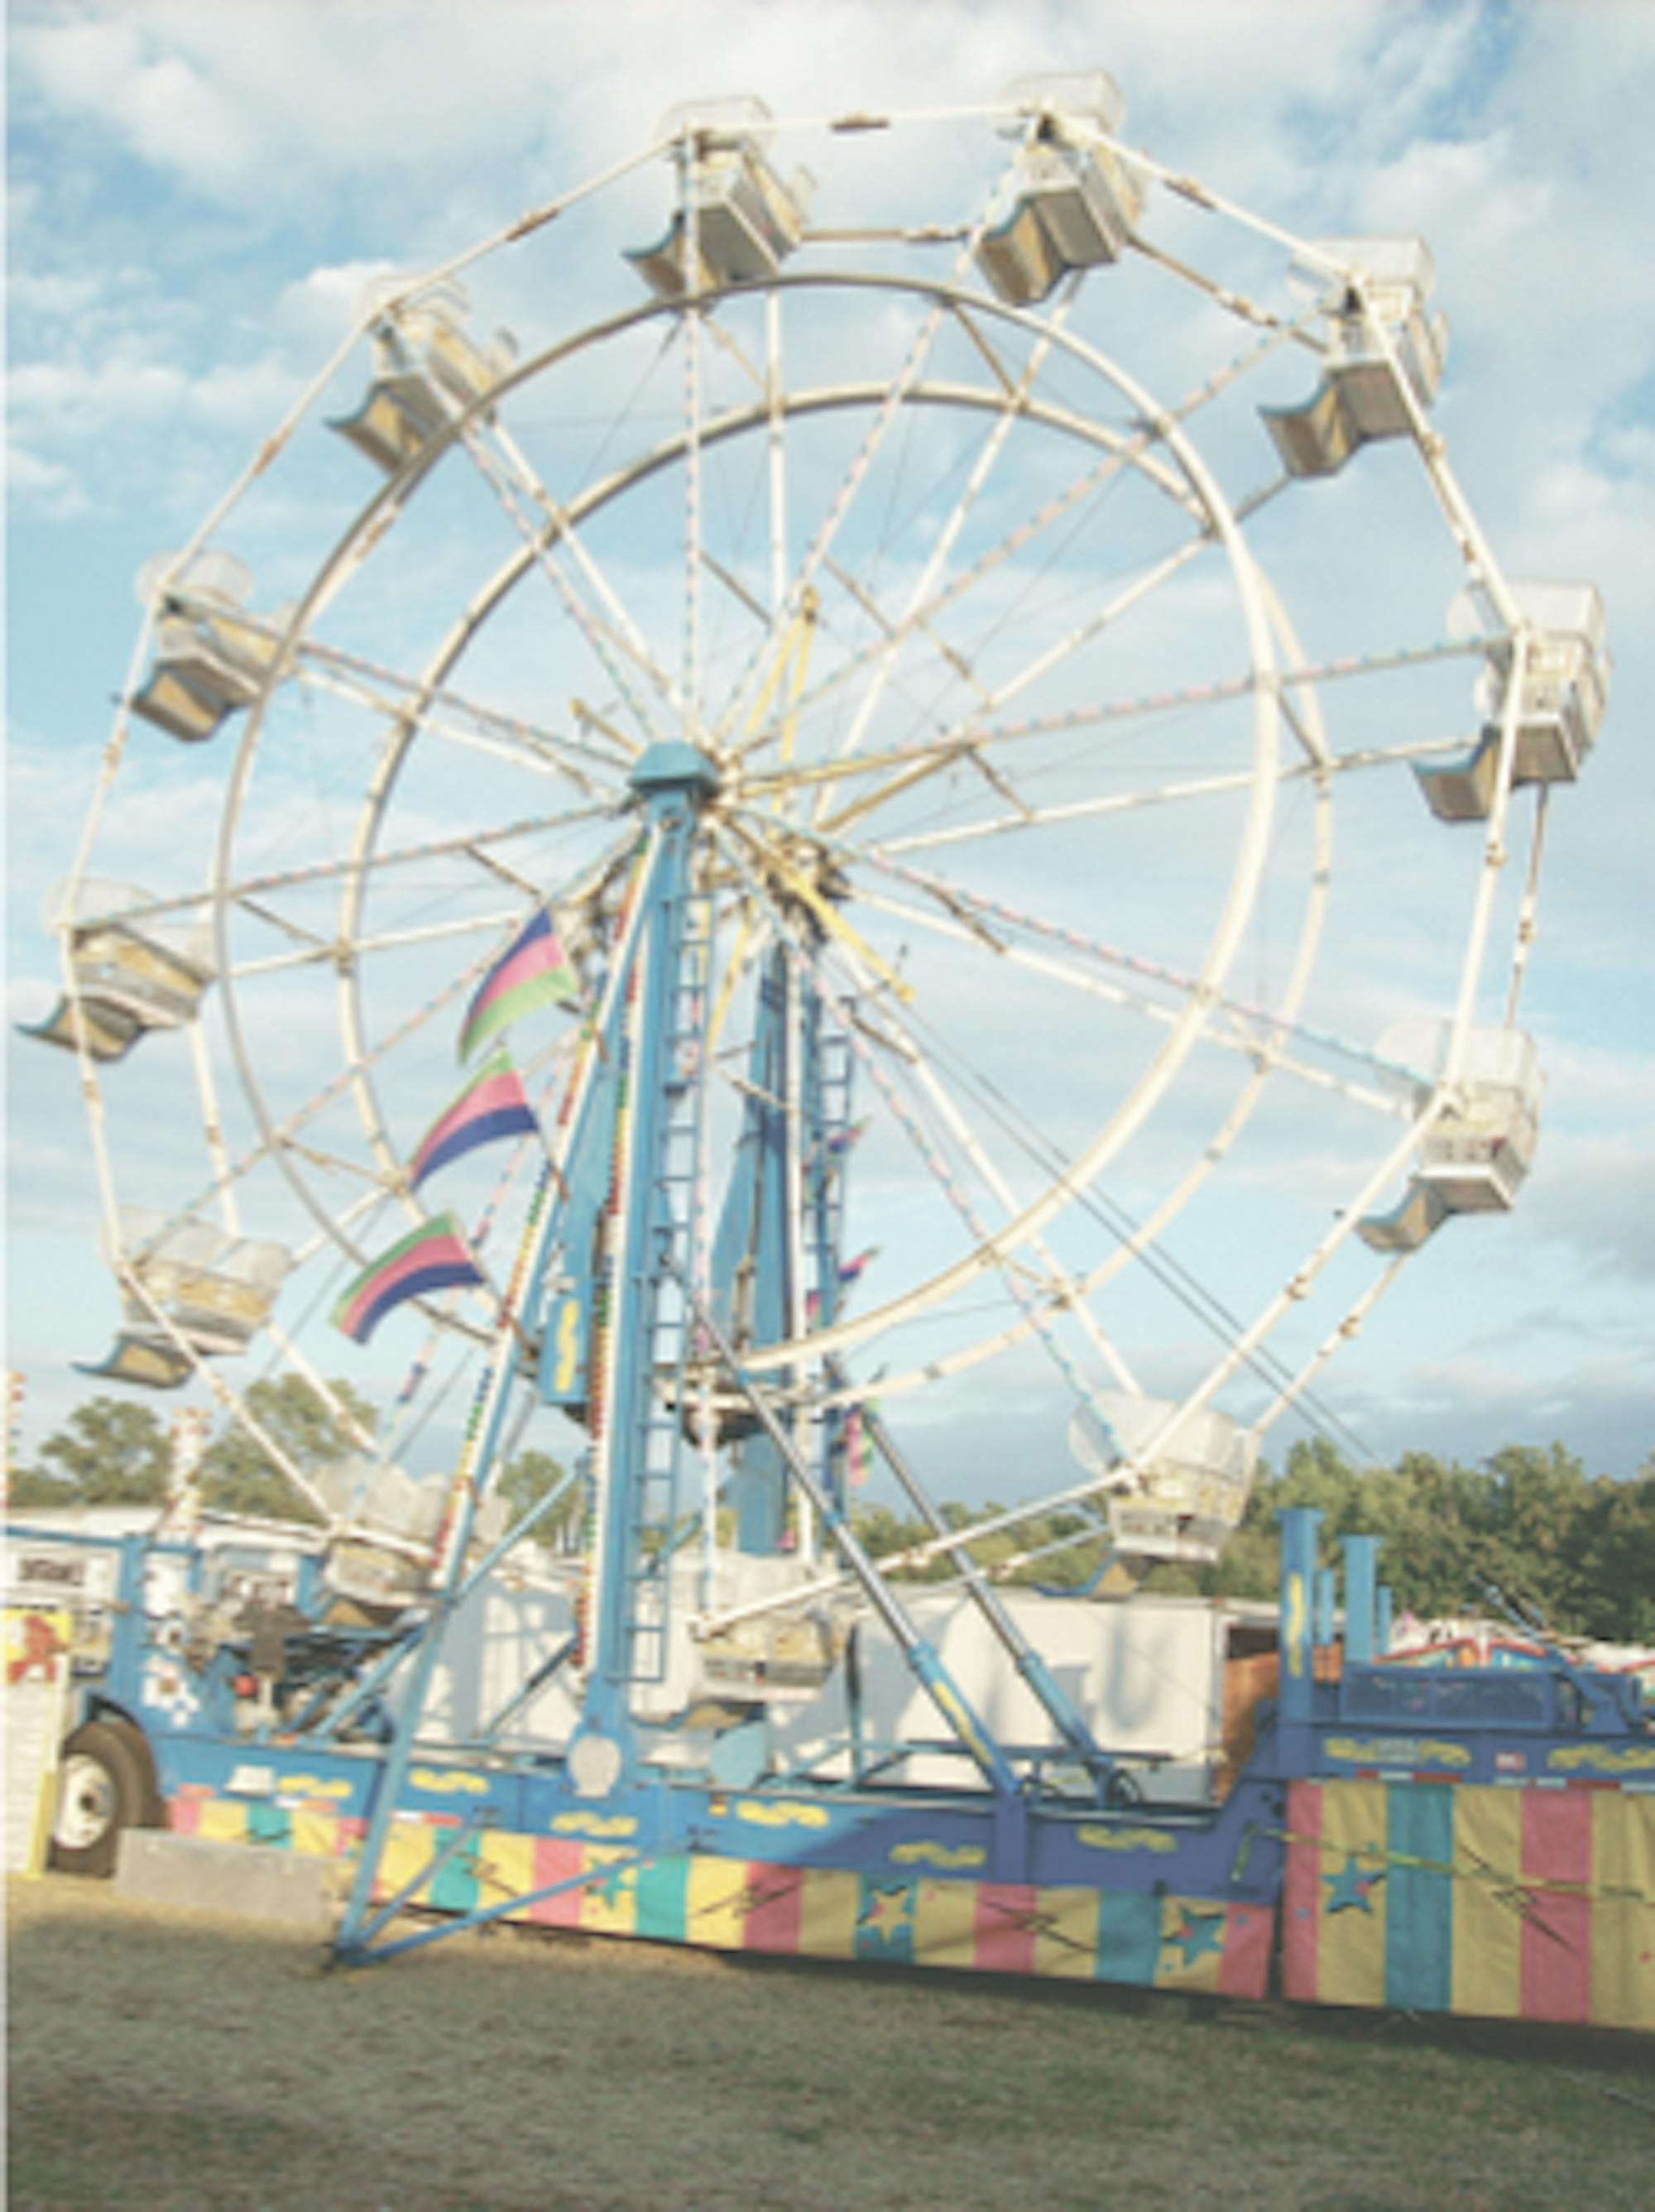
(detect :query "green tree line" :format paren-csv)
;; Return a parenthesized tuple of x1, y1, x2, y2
(9, 1393, 1652, 1639)
(5, 1380, 582, 1546)
(847, 1437, 1654, 1641)
(1151, 1436, 1655, 1643)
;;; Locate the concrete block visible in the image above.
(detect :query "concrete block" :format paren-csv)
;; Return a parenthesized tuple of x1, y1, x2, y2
(115, 1831, 334, 1935)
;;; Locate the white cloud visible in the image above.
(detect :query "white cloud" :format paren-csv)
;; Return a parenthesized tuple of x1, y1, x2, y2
(1525, 1133, 1655, 1284)
(3, 445, 91, 520)
(9, 356, 191, 429)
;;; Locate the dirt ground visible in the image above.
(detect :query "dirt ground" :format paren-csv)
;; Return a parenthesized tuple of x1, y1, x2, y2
(7, 1875, 1653, 2211)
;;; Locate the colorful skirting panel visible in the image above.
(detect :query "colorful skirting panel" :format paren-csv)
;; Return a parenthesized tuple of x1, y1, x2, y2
(1283, 1777, 1655, 2031)
(166, 1789, 1271, 1994)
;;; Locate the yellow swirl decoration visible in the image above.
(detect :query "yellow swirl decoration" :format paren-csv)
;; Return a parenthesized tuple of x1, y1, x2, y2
(889, 1840, 986, 1869)
(410, 1766, 490, 1796)
(1323, 1737, 1471, 1768)
(551, 1811, 638, 1838)
(733, 1800, 831, 1831)
(1547, 1744, 1655, 1774)
(1076, 1825, 1178, 1855)
(277, 1775, 352, 1801)
(1284, 1574, 1307, 1677)
(554, 1296, 582, 1395)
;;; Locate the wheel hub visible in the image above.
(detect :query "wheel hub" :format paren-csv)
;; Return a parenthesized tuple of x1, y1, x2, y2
(54, 1753, 117, 1850)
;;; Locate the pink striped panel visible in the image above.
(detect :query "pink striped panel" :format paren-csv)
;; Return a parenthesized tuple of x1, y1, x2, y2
(742, 1863, 804, 1955)
(973, 1883, 1039, 1975)
(1520, 1789, 1594, 2023)
(1281, 1779, 1323, 2000)
(529, 1838, 586, 1927)
(1218, 1902, 1274, 1998)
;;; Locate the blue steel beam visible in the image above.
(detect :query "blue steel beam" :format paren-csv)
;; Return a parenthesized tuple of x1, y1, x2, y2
(683, 1272, 1022, 1797)
(575, 745, 717, 1764)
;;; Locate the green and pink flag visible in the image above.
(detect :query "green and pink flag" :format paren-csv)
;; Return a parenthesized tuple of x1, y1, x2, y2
(331, 1213, 484, 1345)
(459, 910, 577, 1062)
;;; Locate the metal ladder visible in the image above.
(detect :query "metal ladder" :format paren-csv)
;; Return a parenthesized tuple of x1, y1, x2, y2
(804, 1003, 856, 1509)
(617, 880, 712, 1683)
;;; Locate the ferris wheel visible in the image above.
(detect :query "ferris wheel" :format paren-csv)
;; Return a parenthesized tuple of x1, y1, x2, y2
(26, 73, 1609, 1637)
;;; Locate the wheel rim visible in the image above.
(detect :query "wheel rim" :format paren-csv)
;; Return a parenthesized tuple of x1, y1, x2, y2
(45, 96, 1572, 1569)
(54, 1753, 118, 1851)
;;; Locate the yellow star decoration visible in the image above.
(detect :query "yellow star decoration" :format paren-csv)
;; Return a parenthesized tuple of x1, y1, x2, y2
(862, 1885, 914, 1941)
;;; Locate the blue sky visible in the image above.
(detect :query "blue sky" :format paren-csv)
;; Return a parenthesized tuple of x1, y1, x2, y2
(6, 0, 1653, 1501)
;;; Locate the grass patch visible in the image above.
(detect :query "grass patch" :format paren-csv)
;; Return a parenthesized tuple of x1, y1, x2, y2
(7, 1877, 1652, 2210)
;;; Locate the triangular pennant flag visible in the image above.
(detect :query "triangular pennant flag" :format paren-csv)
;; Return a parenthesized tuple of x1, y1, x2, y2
(331, 1213, 484, 1345)
(459, 911, 577, 1062)
(411, 1052, 538, 1190)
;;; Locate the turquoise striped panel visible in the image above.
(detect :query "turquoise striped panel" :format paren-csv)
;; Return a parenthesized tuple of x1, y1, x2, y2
(1384, 1784, 1455, 2012)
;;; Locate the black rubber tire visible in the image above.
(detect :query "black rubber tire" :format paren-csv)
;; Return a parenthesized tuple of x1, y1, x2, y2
(48, 1719, 147, 1879)
(98, 1711, 165, 1827)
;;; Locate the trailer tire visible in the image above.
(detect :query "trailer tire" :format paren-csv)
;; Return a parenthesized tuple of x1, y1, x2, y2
(49, 1720, 150, 1879)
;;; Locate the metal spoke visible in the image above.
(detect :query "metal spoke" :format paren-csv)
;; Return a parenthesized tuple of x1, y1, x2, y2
(813, 486, 1286, 841)
(870, 731, 1480, 857)
(808, 286, 1082, 794)
(709, 148, 1038, 754)
(166, 593, 633, 787)
(741, 307, 1317, 762)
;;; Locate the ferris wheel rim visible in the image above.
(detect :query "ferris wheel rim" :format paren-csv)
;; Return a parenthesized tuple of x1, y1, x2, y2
(204, 271, 1292, 1318)
(50, 103, 1573, 1549)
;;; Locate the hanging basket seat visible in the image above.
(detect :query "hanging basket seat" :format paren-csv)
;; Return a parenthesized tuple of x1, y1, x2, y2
(1417, 583, 1612, 822)
(1358, 1021, 1543, 1251)
(976, 73, 1141, 306)
(689, 1552, 851, 1705)
(330, 281, 517, 475)
(112, 1207, 291, 1356)
(72, 1332, 197, 1390)
(312, 1455, 506, 1613)
(1260, 235, 1447, 478)
(1068, 1391, 1256, 1563)
(626, 97, 812, 297)
(18, 880, 213, 1063)
(130, 549, 283, 743)
(131, 607, 282, 742)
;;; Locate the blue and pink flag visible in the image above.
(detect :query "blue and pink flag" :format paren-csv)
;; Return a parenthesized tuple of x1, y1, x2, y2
(331, 1213, 484, 1345)
(411, 1053, 538, 1190)
(459, 910, 578, 1062)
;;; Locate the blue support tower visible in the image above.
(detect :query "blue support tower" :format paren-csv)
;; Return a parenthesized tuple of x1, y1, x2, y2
(1341, 1533, 1380, 1667)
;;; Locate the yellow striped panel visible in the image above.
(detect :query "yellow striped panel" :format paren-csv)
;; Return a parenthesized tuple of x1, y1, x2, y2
(1317, 1780, 1389, 2007)
(1033, 1887, 1100, 1981)
(377, 1817, 437, 1905)
(1591, 1792, 1655, 2032)
(290, 1807, 340, 1858)
(913, 1877, 979, 1970)
(1450, 1786, 1523, 2018)
(478, 1830, 535, 1918)
(578, 1844, 638, 1936)
(798, 1869, 860, 1960)
(197, 1799, 248, 1845)
(686, 1855, 748, 1949)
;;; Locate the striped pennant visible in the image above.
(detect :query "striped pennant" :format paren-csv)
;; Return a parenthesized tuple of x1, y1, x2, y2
(459, 911, 578, 1063)
(331, 1213, 483, 1345)
(411, 1053, 538, 1190)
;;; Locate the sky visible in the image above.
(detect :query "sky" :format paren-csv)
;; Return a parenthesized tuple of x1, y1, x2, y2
(5, 0, 1653, 1507)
